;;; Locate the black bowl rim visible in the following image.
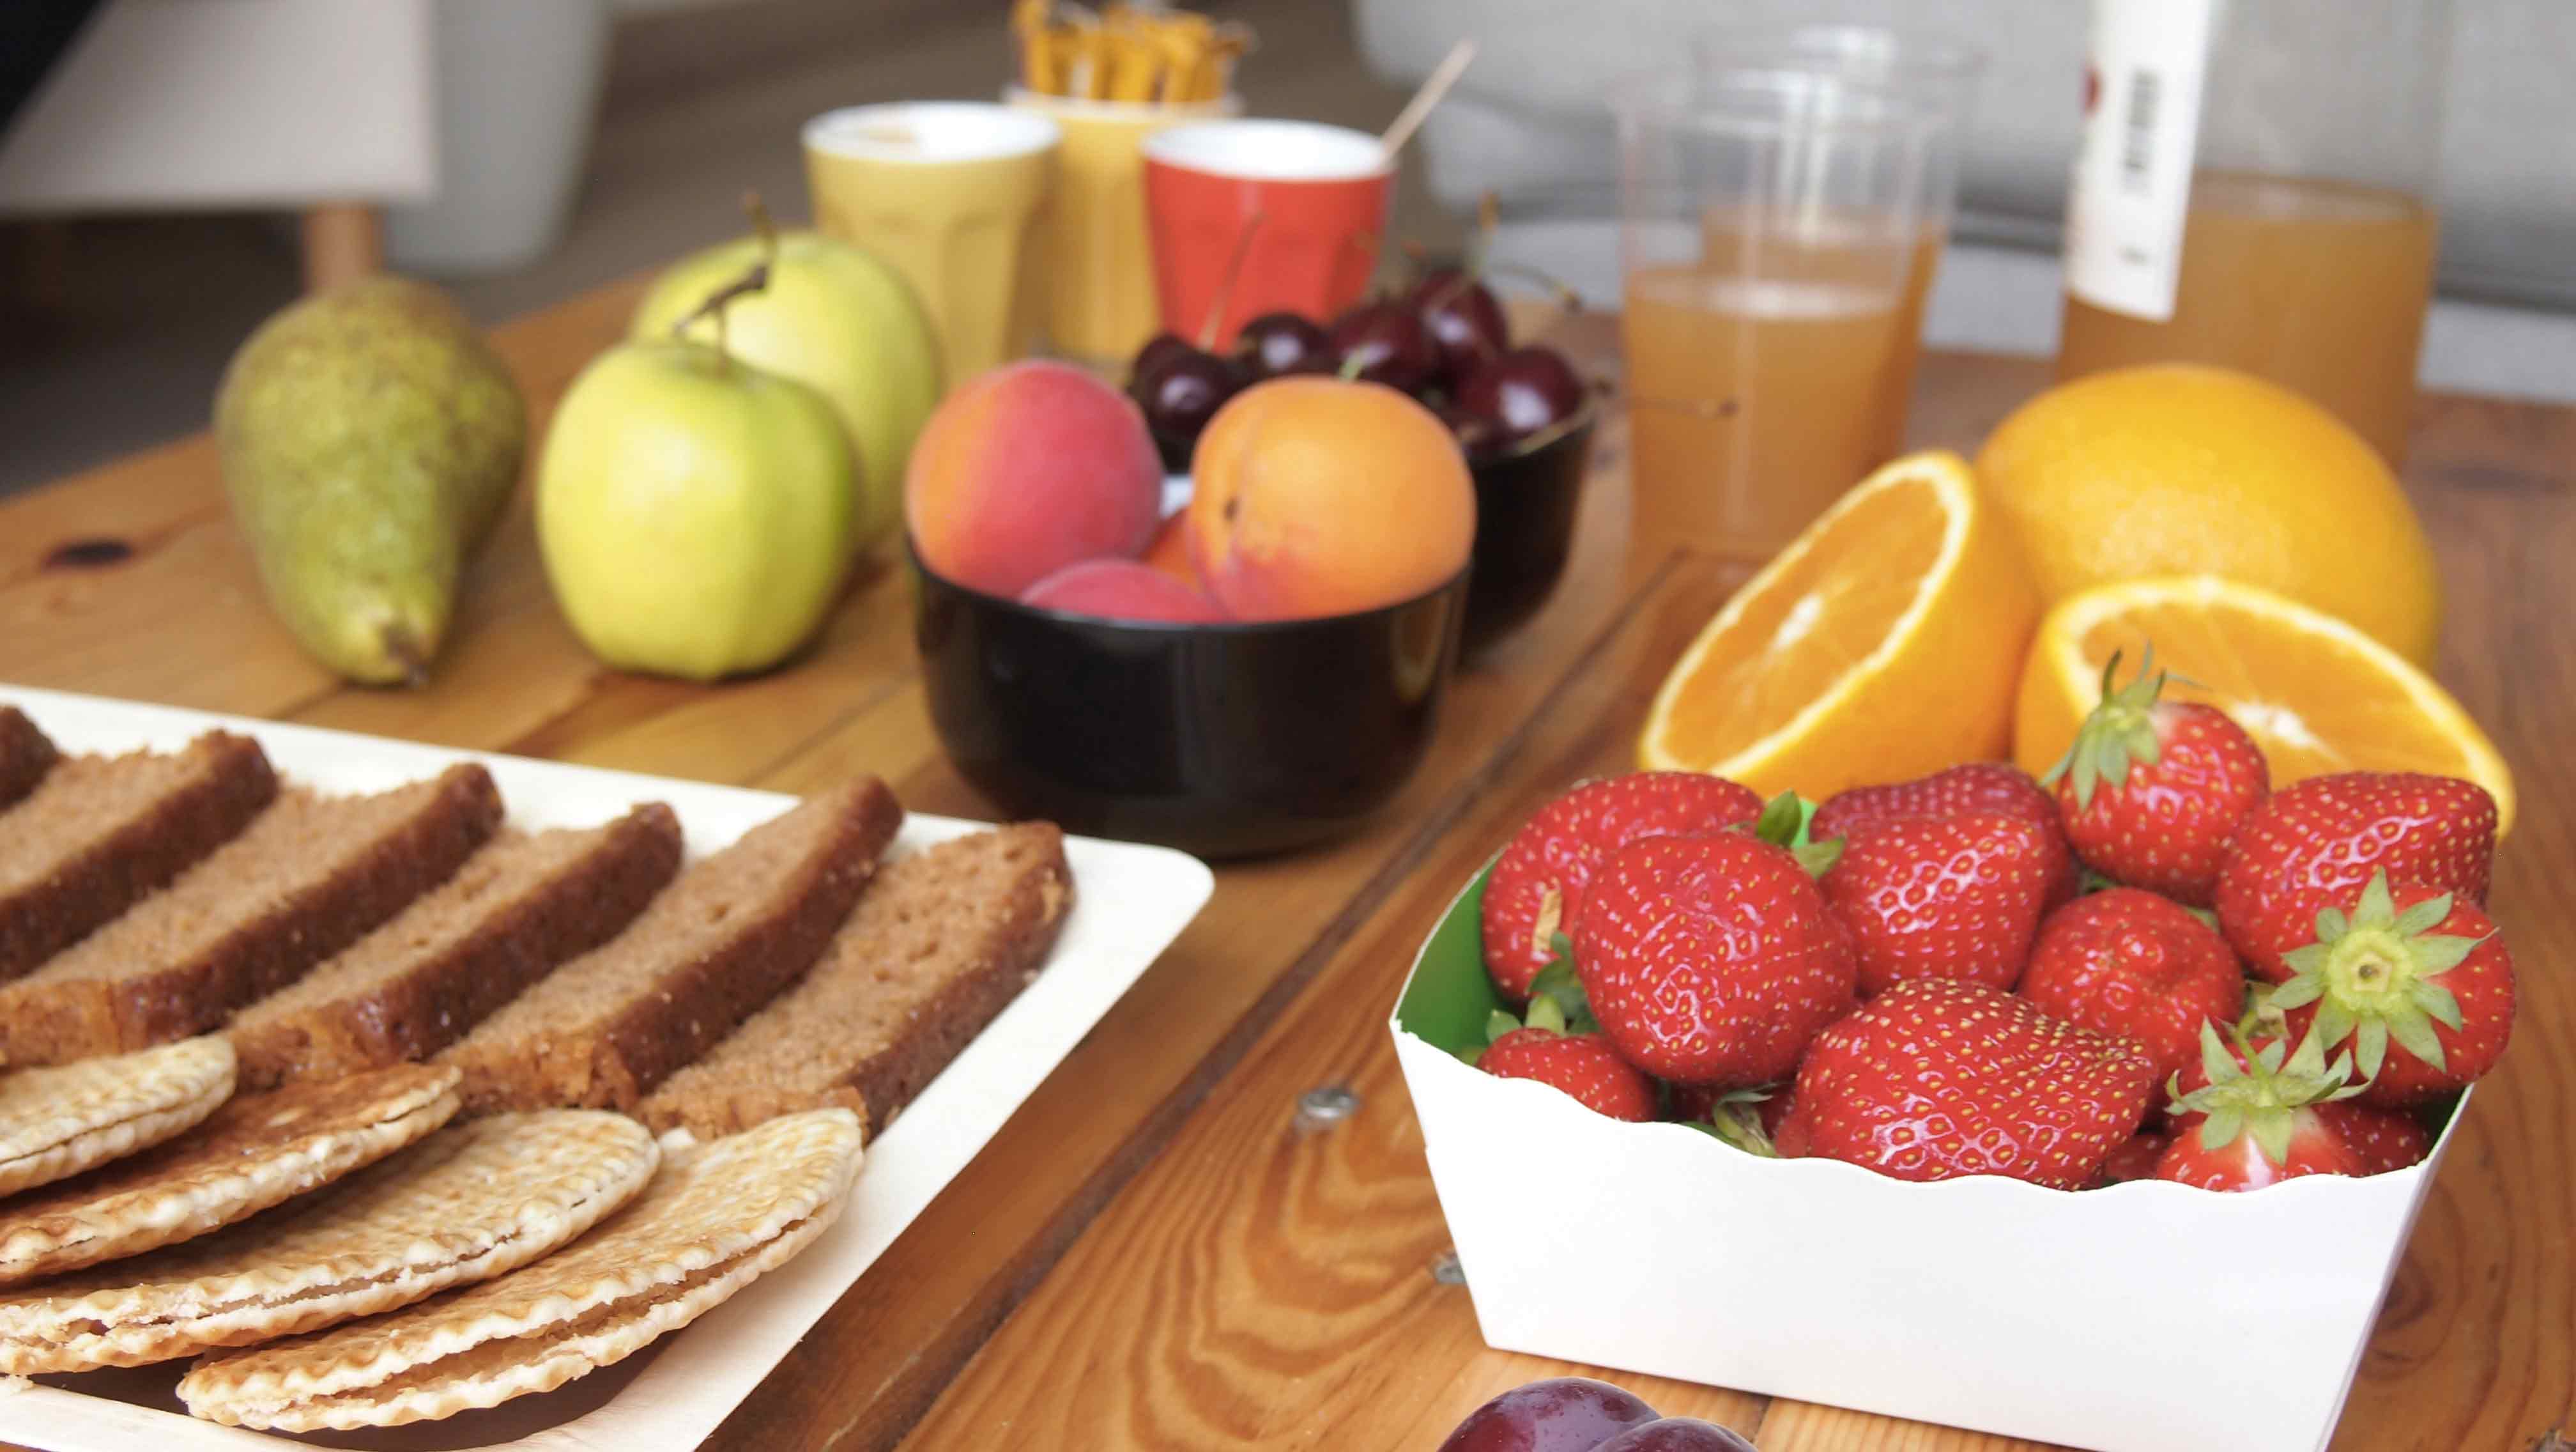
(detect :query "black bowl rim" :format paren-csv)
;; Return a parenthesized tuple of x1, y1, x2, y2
(907, 537, 1471, 637)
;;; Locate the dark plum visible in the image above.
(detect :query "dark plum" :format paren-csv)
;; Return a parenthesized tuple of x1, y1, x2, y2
(1232, 311, 1337, 380)
(1407, 265, 1510, 383)
(1328, 300, 1442, 396)
(1595, 1418, 1759, 1452)
(1436, 1377, 1662, 1452)
(1130, 347, 1241, 445)
(1456, 345, 1587, 444)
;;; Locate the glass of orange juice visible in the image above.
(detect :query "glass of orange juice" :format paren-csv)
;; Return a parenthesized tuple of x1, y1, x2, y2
(1615, 29, 1980, 558)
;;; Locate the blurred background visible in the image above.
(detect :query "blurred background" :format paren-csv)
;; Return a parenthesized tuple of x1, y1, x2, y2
(2, 0, 2568, 498)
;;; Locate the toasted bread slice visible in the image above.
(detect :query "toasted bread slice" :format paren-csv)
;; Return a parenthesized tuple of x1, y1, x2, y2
(0, 730, 277, 983)
(0, 764, 502, 1065)
(0, 707, 56, 811)
(642, 823, 1071, 1139)
(227, 803, 683, 1090)
(441, 779, 901, 1113)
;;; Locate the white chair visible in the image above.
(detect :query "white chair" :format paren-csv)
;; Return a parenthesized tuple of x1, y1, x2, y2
(0, 0, 437, 291)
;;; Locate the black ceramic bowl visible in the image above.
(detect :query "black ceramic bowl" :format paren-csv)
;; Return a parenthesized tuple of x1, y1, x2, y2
(1459, 405, 1595, 657)
(910, 543, 1469, 858)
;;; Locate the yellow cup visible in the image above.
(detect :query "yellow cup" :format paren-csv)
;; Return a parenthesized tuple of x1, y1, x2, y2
(803, 102, 1061, 386)
(1004, 87, 1241, 362)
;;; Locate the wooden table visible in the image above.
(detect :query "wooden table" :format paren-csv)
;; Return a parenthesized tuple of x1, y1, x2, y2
(1, 290, 2567, 1452)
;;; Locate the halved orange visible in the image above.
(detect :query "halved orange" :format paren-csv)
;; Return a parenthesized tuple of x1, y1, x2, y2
(1637, 451, 2041, 799)
(2016, 575, 2516, 835)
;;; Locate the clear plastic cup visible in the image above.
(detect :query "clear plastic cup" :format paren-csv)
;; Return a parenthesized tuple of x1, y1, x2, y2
(1616, 29, 1980, 557)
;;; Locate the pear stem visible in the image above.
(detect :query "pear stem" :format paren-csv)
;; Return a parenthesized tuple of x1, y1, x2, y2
(669, 190, 781, 365)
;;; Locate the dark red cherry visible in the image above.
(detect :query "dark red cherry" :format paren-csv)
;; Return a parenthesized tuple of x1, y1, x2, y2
(1130, 330, 1196, 383)
(1456, 345, 1586, 443)
(1595, 1418, 1759, 1452)
(1327, 300, 1441, 395)
(1130, 346, 1240, 445)
(1231, 311, 1336, 380)
(1436, 1377, 1662, 1452)
(1407, 265, 1509, 383)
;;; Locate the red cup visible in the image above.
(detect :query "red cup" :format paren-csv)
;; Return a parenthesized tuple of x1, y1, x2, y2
(1141, 120, 1393, 348)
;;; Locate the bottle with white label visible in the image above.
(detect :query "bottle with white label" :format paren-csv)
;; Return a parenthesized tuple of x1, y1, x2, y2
(2057, 0, 2452, 461)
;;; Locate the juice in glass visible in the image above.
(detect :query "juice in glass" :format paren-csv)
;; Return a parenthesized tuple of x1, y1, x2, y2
(2058, 170, 2436, 460)
(1623, 216, 1937, 554)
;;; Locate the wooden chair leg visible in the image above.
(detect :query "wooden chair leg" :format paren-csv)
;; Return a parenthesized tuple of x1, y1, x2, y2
(300, 203, 384, 293)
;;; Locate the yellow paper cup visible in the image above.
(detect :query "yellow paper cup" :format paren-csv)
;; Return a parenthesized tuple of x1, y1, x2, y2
(804, 102, 1061, 385)
(1004, 87, 1240, 362)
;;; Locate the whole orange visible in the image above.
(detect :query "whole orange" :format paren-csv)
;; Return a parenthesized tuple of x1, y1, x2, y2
(1187, 377, 1475, 619)
(1974, 364, 2441, 665)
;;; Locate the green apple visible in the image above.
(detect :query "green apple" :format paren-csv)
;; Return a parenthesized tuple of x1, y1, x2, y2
(537, 339, 854, 681)
(631, 230, 940, 557)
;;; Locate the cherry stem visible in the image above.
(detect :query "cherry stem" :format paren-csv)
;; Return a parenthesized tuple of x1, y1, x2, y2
(670, 189, 779, 364)
(1196, 210, 1268, 350)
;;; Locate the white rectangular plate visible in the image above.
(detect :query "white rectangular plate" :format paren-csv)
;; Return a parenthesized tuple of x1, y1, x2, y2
(0, 684, 1215, 1451)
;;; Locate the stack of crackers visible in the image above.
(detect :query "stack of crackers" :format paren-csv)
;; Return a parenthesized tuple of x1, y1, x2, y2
(0, 704, 1077, 1431)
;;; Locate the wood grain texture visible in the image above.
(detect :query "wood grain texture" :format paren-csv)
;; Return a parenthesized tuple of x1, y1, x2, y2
(0, 271, 2565, 1452)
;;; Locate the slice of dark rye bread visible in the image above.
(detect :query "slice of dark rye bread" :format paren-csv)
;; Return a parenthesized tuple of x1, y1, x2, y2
(641, 822, 1073, 1140)
(441, 778, 903, 1115)
(0, 764, 502, 1065)
(0, 731, 278, 984)
(227, 803, 685, 1091)
(0, 707, 56, 810)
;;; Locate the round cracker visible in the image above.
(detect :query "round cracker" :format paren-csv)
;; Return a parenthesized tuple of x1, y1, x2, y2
(183, 1108, 862, 1426)
(0, 1110, 659, 1372)
(0, 1064, 459, 1287)
(0, 1037, 237, 1198)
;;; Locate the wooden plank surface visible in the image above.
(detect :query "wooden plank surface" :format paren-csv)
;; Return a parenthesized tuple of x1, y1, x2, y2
(0, 280, 2565, 1452)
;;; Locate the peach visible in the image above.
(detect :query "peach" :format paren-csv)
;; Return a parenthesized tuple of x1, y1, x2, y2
(905, 359, 1163, 596)
(1020, 559, 1228, 623)
(1141, 512, 1200, 587)
(1186, 377, 1474, 620)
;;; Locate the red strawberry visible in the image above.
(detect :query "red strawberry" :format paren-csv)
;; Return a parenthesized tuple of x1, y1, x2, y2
(1775, 978, 2156, 1189)
(1667, 1081, 1795, 1155)
(2156, 1023, 2366, 1191)
(2270, 871, 2514, 1106)
(1818, 811, 2058, 995)
(1812, 762, 2078, 908)
(1572, 832, 1857, 1088)
(2312, 1101, 2434, 1175)
(2096, 1131, 2171, 1185)
(1476, 1028, 1657, 1122)
(1480, 773, 1764, 1001)
(2156, 1109, 2361, 1191)
(2016, 887, 2248, 1081)
(2212, 771, 2499, 981)
(2046, 651, 2269, 906)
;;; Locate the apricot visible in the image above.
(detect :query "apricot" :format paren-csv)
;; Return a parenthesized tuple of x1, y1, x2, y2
(1141, 512, 1200, 586)
(1186, 377, 1474, 620)
(905, 359, 1162, 596)
(1020, 559, 1228, 623)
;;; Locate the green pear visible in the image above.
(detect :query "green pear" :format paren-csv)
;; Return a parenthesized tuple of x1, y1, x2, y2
(630, 230, 941, 557)
(537, 339, 855, 681)
(214, 277, 525, 685)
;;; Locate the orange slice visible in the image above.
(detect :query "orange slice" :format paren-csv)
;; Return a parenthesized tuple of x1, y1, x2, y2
(2015, 575, 2515, 835)
(1637, 451, 2041, 799)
